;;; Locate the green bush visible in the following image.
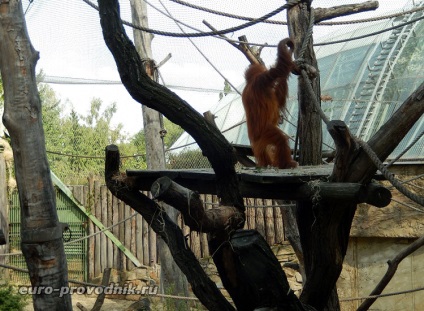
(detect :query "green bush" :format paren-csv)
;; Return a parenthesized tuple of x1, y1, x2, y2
(0, 285, 27, 311)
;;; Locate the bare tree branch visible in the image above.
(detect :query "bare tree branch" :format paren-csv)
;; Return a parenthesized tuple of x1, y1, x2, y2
(97, 0, 243, 210)
(314, 1, 379, 23)
(105, 145, 235, 311)
(358, 235, 424, 311)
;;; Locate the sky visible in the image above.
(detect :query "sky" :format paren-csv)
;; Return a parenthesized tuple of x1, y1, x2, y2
(20, 0, 415, 136)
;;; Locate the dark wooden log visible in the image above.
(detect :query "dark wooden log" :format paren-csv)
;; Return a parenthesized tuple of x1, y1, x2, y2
(210, 229, 308, 310)
(151, 176, 244, 232)
(125, 298, 151, 311)
(105, 145, 235, 311)
(98, 0, 244, 212)
(315, 1, 379, 23)
(91, 268, 111, 311)
(296, 69, 424, 311)
(288, 2, 322, 166)
(0, 230, 6, 245)
(348, 81, 424, 184)
(202, 21, 263, 65)
(242, 182, 390, 206)
(231, 144, 335, 159)
(76, 303, 89, 311)
(128, 168, 391, 207)
(278, 200, 305, 278)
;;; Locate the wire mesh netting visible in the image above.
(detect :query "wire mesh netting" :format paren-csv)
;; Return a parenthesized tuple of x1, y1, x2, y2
(0, 0, 422, 184)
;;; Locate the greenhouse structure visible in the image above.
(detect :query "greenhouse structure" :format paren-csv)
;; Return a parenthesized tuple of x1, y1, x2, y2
(171, 3, 424, 164)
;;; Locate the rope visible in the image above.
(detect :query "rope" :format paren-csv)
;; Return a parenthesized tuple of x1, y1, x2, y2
(296, 7, 330, 126)
(314, 14, 424, 46)
(357, 139, 424, 206)
(0, 263, 200, 301)
(304, 78, 424, 206)
(391, 197, 424, 213)
(47, 150, 144, 159)
(82, 0, 299, 38)
(153, 0, 241, 96)
(340, 285, 424, 302)
(24, 0, 34, 15)
(300, 70, 329, 125)
(0, 213, 137, 257)
(170, 0, 424, 26)
(297, 7, 315, 64)
(386, 130, 424, 167)
(155, 293, 198, 301)
(306, 78, 421, 199)
(170, 0, 288, 25)
(295, 15, 424, 207)
(82, 0, 424, 47)
(1, 259, 423, 303)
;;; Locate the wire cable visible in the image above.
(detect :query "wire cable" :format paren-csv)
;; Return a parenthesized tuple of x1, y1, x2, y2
(170, 0, 424, 26)
(152, 0, 241, 95)
(82, 0, 299, 38)
(314, 14, 424, 46)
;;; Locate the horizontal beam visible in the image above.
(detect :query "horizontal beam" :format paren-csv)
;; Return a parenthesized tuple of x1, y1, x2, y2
(126, 168, 390, 207)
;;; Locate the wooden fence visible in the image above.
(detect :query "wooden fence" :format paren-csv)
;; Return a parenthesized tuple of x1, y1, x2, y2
(0, 152, 8, 266)
(69, 182, 288, 280)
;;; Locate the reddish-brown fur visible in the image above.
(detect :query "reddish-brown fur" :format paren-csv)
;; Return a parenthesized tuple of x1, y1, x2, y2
(242, 38, 298, 169)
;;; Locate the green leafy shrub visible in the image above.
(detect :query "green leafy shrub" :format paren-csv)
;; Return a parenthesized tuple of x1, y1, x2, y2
(0, 285, 27, 311)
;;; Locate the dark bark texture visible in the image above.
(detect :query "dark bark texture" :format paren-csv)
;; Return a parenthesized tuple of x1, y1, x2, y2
(0, 1, 72, 310)
(97, 0, 243, 211)
(287, 1, 423, 311)
(105, 145, 235, 311)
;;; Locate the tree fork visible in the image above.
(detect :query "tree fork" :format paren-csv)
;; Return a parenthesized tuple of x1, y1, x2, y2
(105, 145, 235, 311)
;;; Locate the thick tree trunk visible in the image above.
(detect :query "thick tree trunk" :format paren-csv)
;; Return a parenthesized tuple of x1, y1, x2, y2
(0, 1, 71, 310)
(129, 1, 189, 305)
(288, 1, 424, 309)
(287, 1, 377, 310)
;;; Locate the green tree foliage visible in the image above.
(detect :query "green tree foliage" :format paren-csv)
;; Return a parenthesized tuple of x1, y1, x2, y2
(163, 117, 184, 149)
(0, 285, 28, 311)
(0, 75, 188, 184)
(38, 82, 147, 184)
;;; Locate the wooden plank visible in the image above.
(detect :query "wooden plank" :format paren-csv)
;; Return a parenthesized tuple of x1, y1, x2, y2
(247, 198, 256, 230)
(200, 194, 211, 257)
(264, 200, 275, 245)
(125, 204, 132, 270)
(190, 230, 201, 259)
(119, 200, 126, 270)
(112, 195, 119, 269)
(94, 181, 101, 277)
(142, 217, 149, 266)
(107, 189, 113, 269)
(50, 172, 142, 268)
(255, 199, 265, 237)
(273, 201, 285, 244)
(239, 166, 332, 184)
(136, 213, 143, 264)
(129, 209, 136, 270)
(127, 167, 385, 200)
(149, 225, 157, 266)
(100, 185, 108, 271)
(84, 184, 94, 281)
